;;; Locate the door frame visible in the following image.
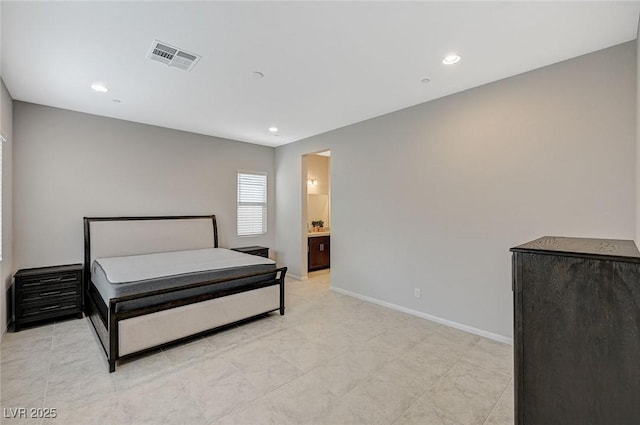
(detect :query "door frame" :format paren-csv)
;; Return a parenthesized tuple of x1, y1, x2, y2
(301, 150, 331, 279)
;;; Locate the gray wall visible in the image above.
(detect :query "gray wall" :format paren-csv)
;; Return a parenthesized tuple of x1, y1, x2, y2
(0, 79, 14, 338)
(636, 21, 640, 244)
(13, 103, 276, 270)
(275, 41, 637, 340)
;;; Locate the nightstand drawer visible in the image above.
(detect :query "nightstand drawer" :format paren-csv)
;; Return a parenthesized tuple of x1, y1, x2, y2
(21, 296, 81, 320)
(20, 282, 81, 303)
(21, 272, 80, 289)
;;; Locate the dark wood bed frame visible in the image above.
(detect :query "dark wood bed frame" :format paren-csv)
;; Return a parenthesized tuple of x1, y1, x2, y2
(83, 214, 287, 372)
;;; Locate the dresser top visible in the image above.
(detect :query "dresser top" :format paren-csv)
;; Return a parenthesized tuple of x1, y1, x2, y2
(510, 236, 640, 262)
(14, 263, 83, 278)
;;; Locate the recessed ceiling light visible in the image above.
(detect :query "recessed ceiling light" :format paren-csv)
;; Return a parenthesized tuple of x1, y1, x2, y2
(442, 54, 461, 65)
(421, 78, 431, 84)
(269, 126, 278, 133)
(252, 71, 265, 79)
(91, 83, 109, 93)
(112, 99, 122, 103)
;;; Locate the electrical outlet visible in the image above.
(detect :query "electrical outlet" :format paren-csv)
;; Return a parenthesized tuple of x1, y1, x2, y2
(414, 288, 421, 299)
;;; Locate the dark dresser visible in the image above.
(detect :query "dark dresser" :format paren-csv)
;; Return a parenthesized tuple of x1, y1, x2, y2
(13, 264, 83, 331)
(510, 236, 640, 425)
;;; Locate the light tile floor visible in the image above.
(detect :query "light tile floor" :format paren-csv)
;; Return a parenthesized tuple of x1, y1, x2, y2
(1, 271, 514, 425)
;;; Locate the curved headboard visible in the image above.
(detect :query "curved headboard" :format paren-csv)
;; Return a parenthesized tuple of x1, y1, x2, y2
(83, 215, 218, 294)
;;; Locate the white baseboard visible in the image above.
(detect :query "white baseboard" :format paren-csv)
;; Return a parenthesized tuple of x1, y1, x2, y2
(287, 273, 307, 281)
(331, 286, 513, 345)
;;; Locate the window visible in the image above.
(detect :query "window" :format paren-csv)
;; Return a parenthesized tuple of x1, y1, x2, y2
(237, 171, 267, 236)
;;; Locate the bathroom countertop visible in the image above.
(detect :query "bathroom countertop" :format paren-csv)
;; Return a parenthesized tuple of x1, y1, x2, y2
(308, 231, 330, 237)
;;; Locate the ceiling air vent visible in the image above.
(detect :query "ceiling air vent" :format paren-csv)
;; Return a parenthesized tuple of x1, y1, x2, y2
(147, 40, 201, 71)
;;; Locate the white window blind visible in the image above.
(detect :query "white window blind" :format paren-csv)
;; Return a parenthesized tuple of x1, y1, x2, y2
(237, 172, 267, 236)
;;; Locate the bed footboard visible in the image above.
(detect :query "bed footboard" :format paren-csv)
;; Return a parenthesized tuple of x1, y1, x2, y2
(119, 285, 279, 355)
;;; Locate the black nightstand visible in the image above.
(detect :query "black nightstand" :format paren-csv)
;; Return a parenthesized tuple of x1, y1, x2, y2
(231, 246, 269, 258)
(13, 264, 83, 331)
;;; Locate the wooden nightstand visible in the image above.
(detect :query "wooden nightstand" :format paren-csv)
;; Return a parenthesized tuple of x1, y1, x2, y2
(13, 264, 83, 331)
(231, 246, 269, 258)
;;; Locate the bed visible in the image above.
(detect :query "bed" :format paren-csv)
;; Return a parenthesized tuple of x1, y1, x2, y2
(83, 215, 287, 372)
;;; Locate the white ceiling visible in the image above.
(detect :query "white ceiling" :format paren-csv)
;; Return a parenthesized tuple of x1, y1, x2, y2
(2, 1, 639, 147)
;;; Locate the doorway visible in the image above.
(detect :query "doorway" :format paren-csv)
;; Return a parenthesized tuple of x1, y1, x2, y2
(302, 150, 331, 278)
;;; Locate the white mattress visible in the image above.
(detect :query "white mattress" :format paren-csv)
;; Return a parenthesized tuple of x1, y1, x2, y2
(95, 248, 275, 284)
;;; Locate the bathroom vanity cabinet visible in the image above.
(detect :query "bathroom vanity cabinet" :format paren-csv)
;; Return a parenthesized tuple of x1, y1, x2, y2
(308, 235, 330, 272)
